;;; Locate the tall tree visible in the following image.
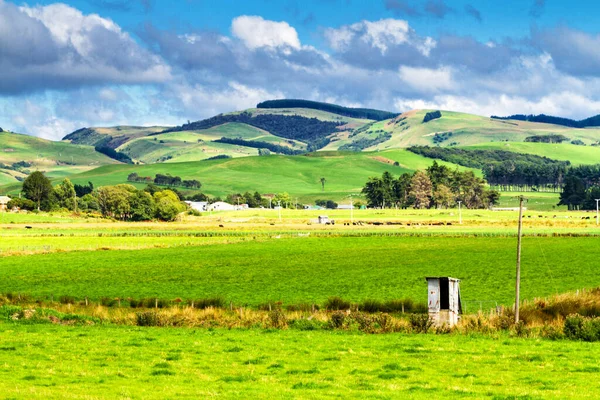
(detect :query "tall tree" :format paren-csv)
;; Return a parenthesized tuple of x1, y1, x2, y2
(22, 171, 53, 211)
(409, 171, 432, 209)
(54, 178, 77, 211)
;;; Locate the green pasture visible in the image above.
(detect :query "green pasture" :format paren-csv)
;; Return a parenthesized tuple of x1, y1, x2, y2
(54, 150, 475, 202)
(118, 123, 307, 164)
(330, 109, 600, 150)
(467, 141, 600, 166)
(1, 236, 599, 307)
(0, 132, 114, 167)
(1, 323, 599, 399)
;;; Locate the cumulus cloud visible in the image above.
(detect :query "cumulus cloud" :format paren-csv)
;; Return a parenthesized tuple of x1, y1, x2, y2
(398, 66, 455, 93)
(4, 2, 600, 138)
(325, 19, 436, 56)
(231, 15, 301, 51)
(0, 2, 170, 94)
(531, 26, 600, 77)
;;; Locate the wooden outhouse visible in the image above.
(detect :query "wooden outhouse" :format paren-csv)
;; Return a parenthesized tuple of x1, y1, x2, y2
(426, 277, 462, 326)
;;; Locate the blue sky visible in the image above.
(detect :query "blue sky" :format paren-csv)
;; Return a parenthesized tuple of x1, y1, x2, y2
(2, 0, 600, 139)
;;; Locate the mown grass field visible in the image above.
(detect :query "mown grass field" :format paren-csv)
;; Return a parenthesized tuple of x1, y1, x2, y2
(2, 235, 599, 308)
(1, 324, 600, 399)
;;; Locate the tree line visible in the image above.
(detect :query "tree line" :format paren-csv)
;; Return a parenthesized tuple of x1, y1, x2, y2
(7, 171, 188, 221)
(491, 113, 600, 128)
(408, 146, 570, 192)
(559, 165, 600, 210)
(361, 162, 500, 209)
(127, 173, 201, 189)
(161, 111, 344, 150)
(256, 99, 398, 121)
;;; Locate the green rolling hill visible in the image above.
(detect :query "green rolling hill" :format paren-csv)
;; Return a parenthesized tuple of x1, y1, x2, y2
(3, 99, 600, 204)
(0, 130, 117, 185)
(57, 149, 476, 203)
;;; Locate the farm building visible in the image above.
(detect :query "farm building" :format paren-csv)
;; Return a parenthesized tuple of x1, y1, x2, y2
(336, 204, 353, 210)
(185, 201, 208, 212)
(426, 277, 462, 326)
(0, 196, 10, 211)
(208, 202, 236, 211)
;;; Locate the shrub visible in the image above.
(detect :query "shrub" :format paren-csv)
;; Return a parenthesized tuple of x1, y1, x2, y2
(564, 314, 600, 341)
(324, 296, 351, 311)
(289, 318, 322, 331)
(268, 309, 287, 329)
(329, 311, 346, 329)
(359, 299, 384, 313)
(192, 297, 225, 309)
(409, 314, 433, 333)
(136, 311, 161, 327)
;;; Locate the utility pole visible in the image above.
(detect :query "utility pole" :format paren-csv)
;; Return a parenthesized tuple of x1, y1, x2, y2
(596, 199, 600, 226)
(457, 201, 462, 224)
(515, 195, 525, 324)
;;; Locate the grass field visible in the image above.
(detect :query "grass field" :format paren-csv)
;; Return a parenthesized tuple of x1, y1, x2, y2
(2, 207, 600, 398)
(32, 150, 475, 202)
(325, 109, 600, 150)
(1, 324, 600, 399)
(2, 235, 599, 308)
(118, 123, 308, 164)
(0, 131, 117, 185)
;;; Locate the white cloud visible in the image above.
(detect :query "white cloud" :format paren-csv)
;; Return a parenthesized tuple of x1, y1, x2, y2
(398, 66, 455, 93)
(325, 19, 436, 56)
(231, 15, 300, 51)
(170, 81, 284, 120)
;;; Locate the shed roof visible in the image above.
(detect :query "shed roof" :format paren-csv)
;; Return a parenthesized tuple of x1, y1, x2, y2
(0, 196, 10, 204)
(425, 277, 460, 282)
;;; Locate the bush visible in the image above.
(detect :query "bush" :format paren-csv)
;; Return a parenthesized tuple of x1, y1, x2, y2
(564, 314, 600, 341)
(268, 309, 287, 329)
(191, 297, 225, 309)
(329, 311, 346, 328)
(136, 311, 161, 327)
(359, 299, 384, 313)
(289, 318, 322, 331)
(324, 296, 351, 311)
(409, 314, 433, 333)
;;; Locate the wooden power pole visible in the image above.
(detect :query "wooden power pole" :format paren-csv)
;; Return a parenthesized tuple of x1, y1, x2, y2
(515, 195, 525, 323)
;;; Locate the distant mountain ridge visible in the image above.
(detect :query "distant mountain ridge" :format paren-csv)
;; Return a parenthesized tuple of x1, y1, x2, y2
(491, 113, 600, 128)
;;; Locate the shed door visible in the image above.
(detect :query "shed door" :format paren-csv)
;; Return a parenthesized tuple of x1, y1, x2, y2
(428, 279, 440, 312)
(440, 278, 449, 310)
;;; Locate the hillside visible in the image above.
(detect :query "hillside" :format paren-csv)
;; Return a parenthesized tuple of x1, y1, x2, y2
(58, 104, 600, 167)
(323, 109, 600, 151)
(63, 126, 169, 148)
(60, 149, 476, 202)
(0, 130, 117, 184)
